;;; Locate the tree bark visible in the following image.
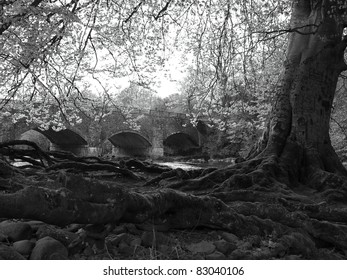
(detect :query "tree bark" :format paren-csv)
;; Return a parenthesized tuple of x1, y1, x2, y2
(248, 0, 347, 184)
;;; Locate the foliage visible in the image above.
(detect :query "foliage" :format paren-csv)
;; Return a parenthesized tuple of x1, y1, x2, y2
(0, 0, 346, 157)
(177, 0, 290, 152)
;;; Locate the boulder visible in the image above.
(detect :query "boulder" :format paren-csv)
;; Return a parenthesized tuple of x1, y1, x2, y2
(13, 240, 36, 256)
(25, 220, 47, 233)
(30, 236, 68, 260)
(0, 220, 32, 242)
(0, 244, 26, 260)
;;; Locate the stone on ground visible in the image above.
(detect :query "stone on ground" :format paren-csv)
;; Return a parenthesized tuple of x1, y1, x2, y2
(30, 236, 68, 260)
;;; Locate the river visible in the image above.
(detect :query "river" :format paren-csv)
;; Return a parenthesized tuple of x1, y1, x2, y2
(155, 158, 235, 171)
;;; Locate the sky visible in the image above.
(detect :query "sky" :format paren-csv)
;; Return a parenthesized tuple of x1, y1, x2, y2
(153, 64, 187, 98)
(97, 51, 190, 99)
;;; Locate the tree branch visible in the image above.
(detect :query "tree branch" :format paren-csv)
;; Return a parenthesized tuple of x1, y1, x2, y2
(154, 0, 173, 20)
(124, 1, 143, 23)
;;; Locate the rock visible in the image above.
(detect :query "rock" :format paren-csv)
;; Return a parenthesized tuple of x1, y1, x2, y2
(13, 240, 35, 256)
(130, 237, 142, 247)
(0, 232, 8, 242)
(30, 236, 68, 260)
(67, 235, 84, 254)
(118, 241, 135, 256)
(113, 224, 127, 234)
(278, 232, 316, 257)
(125, 224, 142, 235)
(82, 245, 94, 257)
(64, 223, 84, 233)
(186, 240, 216, 254)
(220, 232, 239, 244)
(0, 244, 26, 260)
(248, 235, 262, 247)
(106, 233, 128, 247)
(157, 244, 170, 255)
(141, 231, 171, 248)
(49, 252, 69, 260)
(205, 251, 226, 260)
(36, 224, 79, 247)
(239, 241, 253, 250)
(214, 240, 237, 255)
(251, 247, 273, 259)
(0, 221, 32, 242)
(92, 239, 105, 251)
(24, 220, 46, 233)
(228, 248, 252, 260)
(84, 224, 108, 239)
(284, 254, 303, 260)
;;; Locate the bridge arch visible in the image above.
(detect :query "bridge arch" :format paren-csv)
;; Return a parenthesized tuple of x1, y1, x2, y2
(108, 130, 152, 157)
(20, 127, 88, 156)
(164, 132, 200, 156)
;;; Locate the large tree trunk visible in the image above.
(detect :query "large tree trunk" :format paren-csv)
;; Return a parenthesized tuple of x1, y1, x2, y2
(248, 0, 347, 184)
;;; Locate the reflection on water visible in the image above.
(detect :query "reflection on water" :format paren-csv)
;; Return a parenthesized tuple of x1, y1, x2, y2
(155, 158, 234, 171)
(155, 161, 203, 170)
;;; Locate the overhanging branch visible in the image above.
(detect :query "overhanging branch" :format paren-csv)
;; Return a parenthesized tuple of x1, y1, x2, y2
(124, 1, 143, 23)
(154, 0, 173, 20)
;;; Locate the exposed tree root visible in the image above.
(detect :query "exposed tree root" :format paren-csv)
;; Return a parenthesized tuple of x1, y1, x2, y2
(1, 141, 347, 259)
(145, 153, 347, 255)
(0, 140, 54, 166)
(122, 159, 171, 173)
(46, 161, 142, 180)
(0, 140, 146, 180)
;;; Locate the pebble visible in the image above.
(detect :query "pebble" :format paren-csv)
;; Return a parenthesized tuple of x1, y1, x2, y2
(214, 239, 237, 255)
(220, 232, 239, 244)
(186, 240, 216, 254)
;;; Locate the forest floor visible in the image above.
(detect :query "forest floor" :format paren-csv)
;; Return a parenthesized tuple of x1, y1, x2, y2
(0, 167, 313, 261)
(1, 144, 347, 260)
(0, 159, 248, 260)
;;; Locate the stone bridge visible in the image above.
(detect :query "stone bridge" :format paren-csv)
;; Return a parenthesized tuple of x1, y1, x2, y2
(1, 107, 204, 157)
